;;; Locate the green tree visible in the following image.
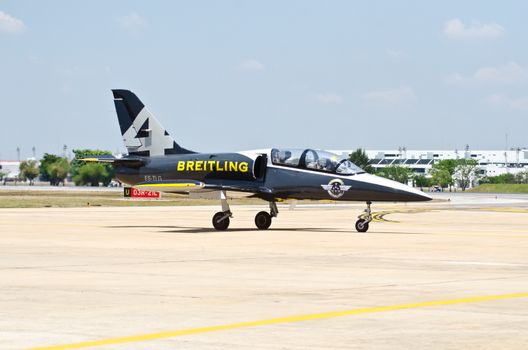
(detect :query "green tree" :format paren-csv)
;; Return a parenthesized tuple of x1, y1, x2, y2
(40, 154, 60, 182)
(433, 159, 458, 176)
(414, 175, 431, 190)
(483, 173, 516, 184)
(39, 154, 70, 186)
(71, 149, 114, 186)
(430, 159, 458, 190)
(454, 159, 480, 191)
(377, 165, 412, 184)
(348, 148, 374, 173)
(431, 168, 451, 190)
(48, 158, 70, 186)
(73, 163, 111, 186)
(19, 160, 40, 185)
(515, 170, 528, 184)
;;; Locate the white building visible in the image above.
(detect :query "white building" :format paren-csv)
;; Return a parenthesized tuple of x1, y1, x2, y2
(0, 160, 21, 180)
(332, 149, 528, 178)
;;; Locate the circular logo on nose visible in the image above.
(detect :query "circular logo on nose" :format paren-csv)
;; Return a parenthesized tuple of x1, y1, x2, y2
(321, 179, 351, 199)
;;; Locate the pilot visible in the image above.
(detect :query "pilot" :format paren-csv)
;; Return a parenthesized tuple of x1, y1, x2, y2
(321, 158, 334, 171)
(306, 161, 318, 169)
(271, 149, 279, 163)
(279, 151, 292, 163)
(304, 150, 319, 169)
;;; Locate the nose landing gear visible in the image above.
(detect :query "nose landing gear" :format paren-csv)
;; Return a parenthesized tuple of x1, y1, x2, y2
(355, 201, 372, 232)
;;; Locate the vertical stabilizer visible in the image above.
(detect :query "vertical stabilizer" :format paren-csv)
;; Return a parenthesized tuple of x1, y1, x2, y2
(112, 89, 194, 156)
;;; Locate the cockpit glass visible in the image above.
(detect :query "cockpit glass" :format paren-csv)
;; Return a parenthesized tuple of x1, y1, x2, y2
(270, 149, 304, 167)
(271, 148, 364, 175)
(336, 160, 364, 175)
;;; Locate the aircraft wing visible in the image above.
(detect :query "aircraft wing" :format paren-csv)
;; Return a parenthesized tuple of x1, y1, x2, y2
(133, 179, 270, 196)
(134, 180, 206, 193)
(202, 179, 272, 194)
(81, 156, 145, 167)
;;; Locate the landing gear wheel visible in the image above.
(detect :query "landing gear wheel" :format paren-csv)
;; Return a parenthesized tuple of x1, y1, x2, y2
(212, 212, 230, 230)
(355, 219, 369, 233)
(255, 211, 272, 230)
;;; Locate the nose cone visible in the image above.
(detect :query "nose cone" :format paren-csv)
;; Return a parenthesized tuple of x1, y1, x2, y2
(355, 173, 432, 202)
(395, 184, 433, 202)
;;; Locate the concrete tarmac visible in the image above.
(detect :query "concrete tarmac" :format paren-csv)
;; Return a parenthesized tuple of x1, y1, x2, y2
(1, 197, 528, 349)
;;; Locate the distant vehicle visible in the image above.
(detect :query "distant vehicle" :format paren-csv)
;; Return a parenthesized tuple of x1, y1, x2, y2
(84, 90, 432, 232)
(2, 175, 19, 184)
(431, 185, 442, 192)
(107, 180, 121, 188)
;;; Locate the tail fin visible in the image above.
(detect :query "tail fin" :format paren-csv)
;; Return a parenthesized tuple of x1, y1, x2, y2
(112, 89, 194, 156)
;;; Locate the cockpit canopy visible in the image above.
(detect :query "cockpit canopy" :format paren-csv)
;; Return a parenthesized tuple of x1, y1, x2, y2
(270, 148, 365, 175)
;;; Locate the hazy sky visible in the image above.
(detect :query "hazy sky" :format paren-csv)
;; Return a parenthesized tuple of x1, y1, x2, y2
(1, 1, 527, 160)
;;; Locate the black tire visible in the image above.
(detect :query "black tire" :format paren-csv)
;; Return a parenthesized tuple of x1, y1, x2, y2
(212, 212, 230, 230)
(255, 211, 272, 230)
(355, 219, 369, 233)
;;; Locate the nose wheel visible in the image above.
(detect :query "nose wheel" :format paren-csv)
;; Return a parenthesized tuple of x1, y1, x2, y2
(355, 219, 369, 232)
(355, 201, 372, 232)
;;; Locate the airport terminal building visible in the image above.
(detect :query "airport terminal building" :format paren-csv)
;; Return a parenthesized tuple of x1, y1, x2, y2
(332, 149, 528, 178)
(0, 160, 21, 180)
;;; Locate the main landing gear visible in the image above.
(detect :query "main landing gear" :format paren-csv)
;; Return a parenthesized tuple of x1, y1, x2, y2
(355, 201, 372, 233)
(211, 191, 279, 231)
(255, 201, 278, 230)
(212, 191, 232, 230)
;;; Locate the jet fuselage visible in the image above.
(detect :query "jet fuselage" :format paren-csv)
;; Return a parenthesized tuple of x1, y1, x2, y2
(114, 150, 431, 203)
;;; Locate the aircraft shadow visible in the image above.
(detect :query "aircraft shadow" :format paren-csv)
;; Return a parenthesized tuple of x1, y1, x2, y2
(106, 225, 352, 234)
(106, 225, 425, 235)
(164, 228, 425, 235)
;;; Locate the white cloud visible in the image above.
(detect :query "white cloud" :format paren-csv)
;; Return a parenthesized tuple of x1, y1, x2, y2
(487, 94, 528, 110)
(444, 18, 504, 40)
(0, 11, 26, 34)
(446, 62, 528, 85)
(362, 85, 416, 105)
(386, 48, 403, 58)
(475, 62, 527, 83)
(315, 93, 343, 104)
(238, 59, 265, 72)
(118, 12, 147, 33)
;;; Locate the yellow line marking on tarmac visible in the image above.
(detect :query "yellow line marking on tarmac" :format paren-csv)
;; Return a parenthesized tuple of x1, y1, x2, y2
(359, 209, 430, 223)
(27, 292, 528, 350)
(359, 206, 528, 224)
(477, 207, 528, 213)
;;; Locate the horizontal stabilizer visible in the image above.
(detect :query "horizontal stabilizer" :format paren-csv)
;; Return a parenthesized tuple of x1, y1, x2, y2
(134, 180, 205, 193)
(81, 156, 145, 168)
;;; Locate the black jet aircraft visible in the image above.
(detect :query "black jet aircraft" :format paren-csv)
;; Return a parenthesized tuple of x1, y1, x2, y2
(84, 90, 432, 232)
